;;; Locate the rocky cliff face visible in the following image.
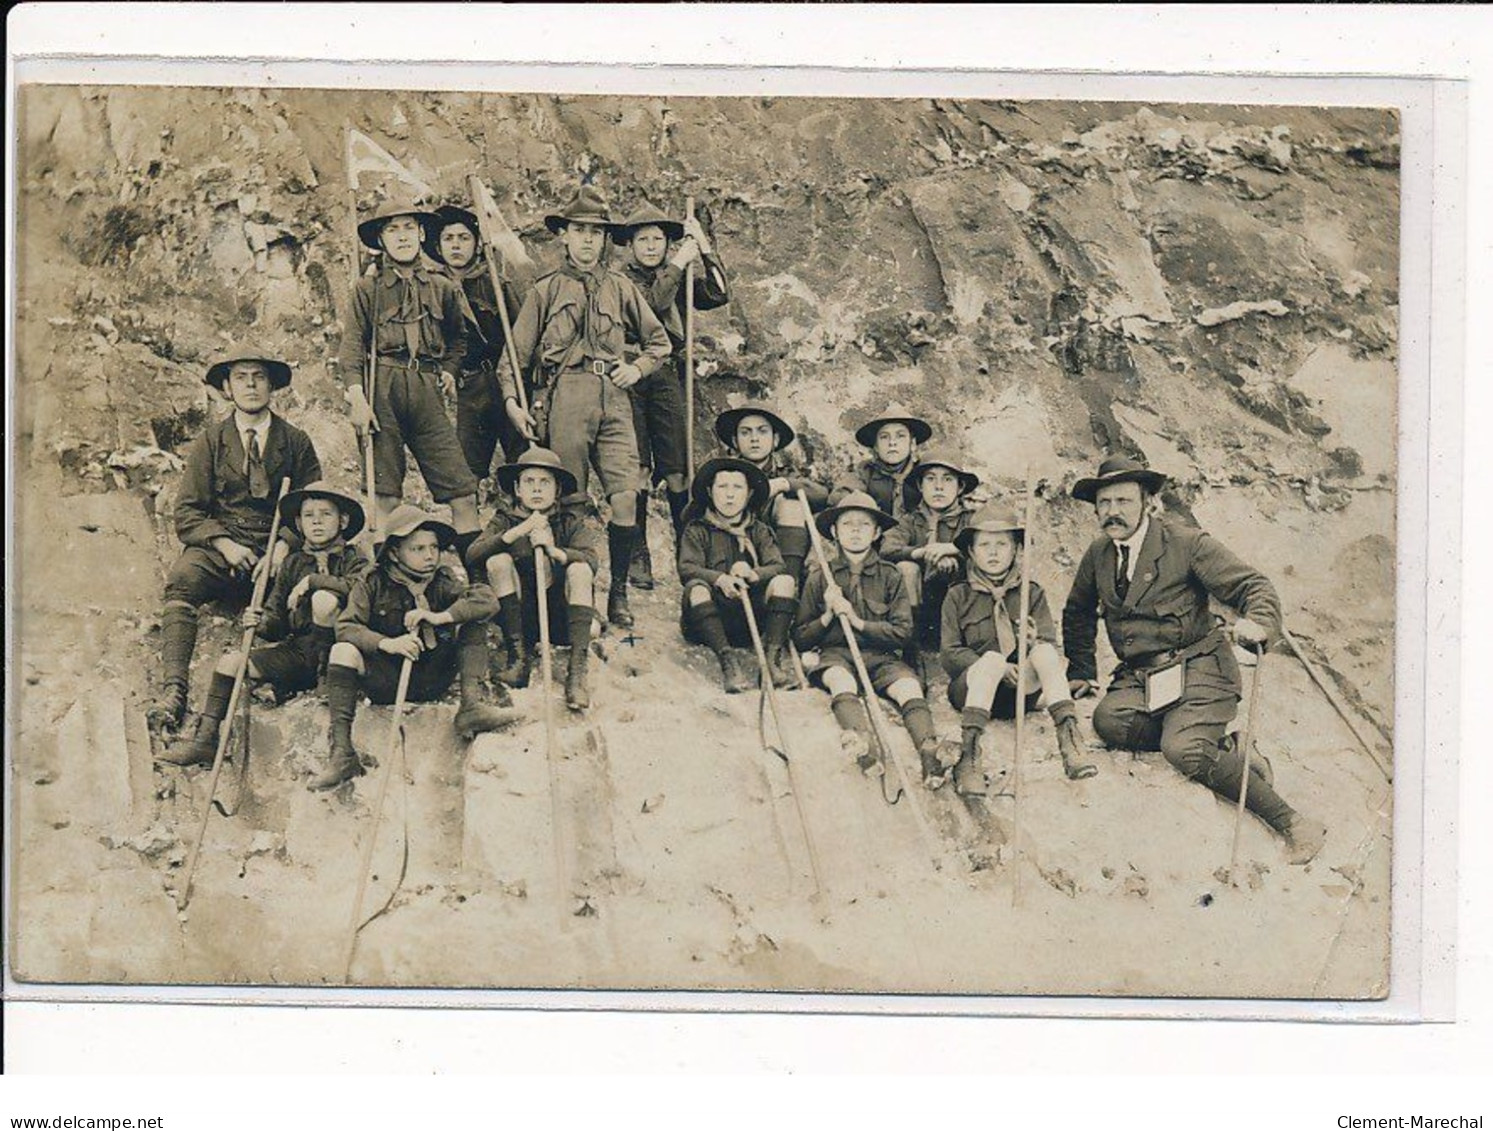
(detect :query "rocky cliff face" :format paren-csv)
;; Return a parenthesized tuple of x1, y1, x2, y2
(11, 88, 1398, 994)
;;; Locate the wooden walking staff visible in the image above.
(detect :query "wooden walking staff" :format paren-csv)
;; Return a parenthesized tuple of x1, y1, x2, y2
(534, 547, 571, 918)
(738, 592, 826, 897)
(684, 195, 697, 481)
(1228, 642, 1267, 877)
(177, 477, 292, 911)
(468, 174, 529, 414)
(344, 127, 379, 547)
(341, 656, 413, 983)
(1282, 626, 1392, 782)
(1010, 469, 1036, 906)
(797, 490, 942, 866)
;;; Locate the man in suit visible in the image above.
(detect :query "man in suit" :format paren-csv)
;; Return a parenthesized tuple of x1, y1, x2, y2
(1062, 456, 1326, 865)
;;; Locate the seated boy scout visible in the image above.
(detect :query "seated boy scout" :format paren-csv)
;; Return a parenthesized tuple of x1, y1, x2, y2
(423, 204, 533, 481)
(149, 346, 322, 733)
(465, 447, 601, 711)
(713, 402, 828, 588)
(321, 506, 518, 791)
(939, 503, 1093, 795)
(828, 412, 932, 522)
(337, 198, 484, 557)
(500, 185, 672, 629)
(881, 448, 979, 652)
(613, 201, 731, 585)
(678, 457, 800, 693)
(158, 483, 372, 767)
(793, 491, 940, 779)
(1061, 456, 1327, 865)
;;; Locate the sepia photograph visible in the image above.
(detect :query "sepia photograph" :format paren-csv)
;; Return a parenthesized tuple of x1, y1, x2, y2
(8, 80, 1401, 1000)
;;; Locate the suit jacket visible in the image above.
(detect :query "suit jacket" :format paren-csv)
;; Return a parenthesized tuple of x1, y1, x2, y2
(173, 413, 323, 550)
(1061, 514, 1281, 683)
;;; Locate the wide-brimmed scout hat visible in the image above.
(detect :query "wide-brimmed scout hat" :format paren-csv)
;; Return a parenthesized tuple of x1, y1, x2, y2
(854, 412, 934, 449)
(815, 490, 898, 539)
(203, 347, 292, 393)
(376, 504, 457, 559)
(494, 446, 580, 499)
(278, 481, 366, 541)
(954, 502, 1024, 552)
(1071, 455, 1169, 504)
(357, 198, 439, 250)
(543, 185, 621, 236)
(690, 456, 770, 512)
(911, 447, 981, 497)
(421, 204, 482, 263)
(612, 201, 685, 244)
(714, 402, 796, 453)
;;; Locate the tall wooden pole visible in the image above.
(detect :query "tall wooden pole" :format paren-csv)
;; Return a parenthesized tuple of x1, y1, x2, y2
(1011, 469, 1036, 906)
(684, 196, 697, 481)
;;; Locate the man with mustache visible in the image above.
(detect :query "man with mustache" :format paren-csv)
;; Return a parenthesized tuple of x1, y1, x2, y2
(1062, 456, 1327, 865)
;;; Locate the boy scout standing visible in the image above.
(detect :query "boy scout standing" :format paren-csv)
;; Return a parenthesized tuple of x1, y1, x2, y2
(320, 506, 518, 790)
(613, 202, 730, 585)
(1061, 456, 1327, 864)
(337, 199, 484, 557)
(829, 412, 933, 521)
(149, 347, 323, 732)
(939, 503, 1093, 794)
(158, 483, 372, 766)
(677, 457, 800, 692)
(465, 448, 601, 711)
(881, 448, 979, 652)
(500, 185, 672, 629)
(423, 204, 531, 482)
(793, 492, 941, 778)
(713, 402, 828, 588)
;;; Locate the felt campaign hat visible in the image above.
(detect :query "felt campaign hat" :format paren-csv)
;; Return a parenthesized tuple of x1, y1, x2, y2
(954, 502, 1025, 552)
(543, 184, 621, 236)
(421, 204, 482, 263)
(854, 412, 934, 449)
(815, 490, 898, 540)
(714, 402, 796, 453)
(911, 447, 981, 497)
(612, 201, 685, 244)
(357, 197, 439, 251)
(494, 446, 580, 500)
(278, 481, 367, 542)
(203, 346, 292, 392)
(689, 456, 771, 512)
(376, 504, 457, 559)
(1071, 455, 1169, 504)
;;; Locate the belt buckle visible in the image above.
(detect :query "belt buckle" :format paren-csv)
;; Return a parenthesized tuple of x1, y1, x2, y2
(590, 359, 609, 378)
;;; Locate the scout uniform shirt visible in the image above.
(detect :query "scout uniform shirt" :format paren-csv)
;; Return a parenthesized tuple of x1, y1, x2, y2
(621, 254, 729, 352)
(442, 261, 527, 380)
(337, 565, 499, 659)
(464, 496, 603, 575)
(677, 511, 787, 596)
(256, 541, 374, 642)
(337, 261, 474, 381)
(829, 458, 920, 521)
(793, 548, 913, 658)
(939, 572, 1058, 681)
(174, 412, 323, 551)
(501, 265, 672, 406)
(882, 504, 975, 572)
(1061, 513, 1282, 684)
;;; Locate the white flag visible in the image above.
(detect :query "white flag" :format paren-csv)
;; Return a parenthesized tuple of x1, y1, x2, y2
(345, 128, 434, 197)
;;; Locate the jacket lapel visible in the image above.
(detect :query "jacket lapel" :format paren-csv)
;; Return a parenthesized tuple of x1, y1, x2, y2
(1123, 519, 1166, 608)
(261, 415, 287, 484)
(221, 416, 246, 480)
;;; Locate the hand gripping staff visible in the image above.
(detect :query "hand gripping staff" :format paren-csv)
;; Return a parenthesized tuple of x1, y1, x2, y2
(796, 490, 942, 867)
(341, 655, 413, 983)
(737, 590, 825, 897)
(177, 477, 292, 911)
(468, 174, 530, 415)
(534, 546, 573, 921)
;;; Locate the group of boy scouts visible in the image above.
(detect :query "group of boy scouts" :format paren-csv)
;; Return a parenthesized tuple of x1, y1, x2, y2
(146, 182, 1327, 868)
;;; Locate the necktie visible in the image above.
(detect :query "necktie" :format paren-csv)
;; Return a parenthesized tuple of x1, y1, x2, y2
(1116, 543, 1131, 601)
(247, 432, 270, 499)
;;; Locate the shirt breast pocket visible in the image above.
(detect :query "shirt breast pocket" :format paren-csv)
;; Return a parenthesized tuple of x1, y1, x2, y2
(541, 297, 582, 353)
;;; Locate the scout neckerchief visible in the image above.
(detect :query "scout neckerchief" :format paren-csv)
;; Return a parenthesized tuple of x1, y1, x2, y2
(703, 507, 759, 566)
(873, 455, 915, 519)
(916, 500, 961, 545)
(965, 558, 1023, 656)
(386, 555, 440, 648)
(555, 260, 614, 369)
(302, 536, 346, 576)
(447, 256, 495, 343)
(836, 546, 876, 607)
(385, 261, 430, 369)
(630, 259, 686, 342)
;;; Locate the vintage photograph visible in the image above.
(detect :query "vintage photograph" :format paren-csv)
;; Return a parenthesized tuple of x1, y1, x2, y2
(8, 85, 1398, 998)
